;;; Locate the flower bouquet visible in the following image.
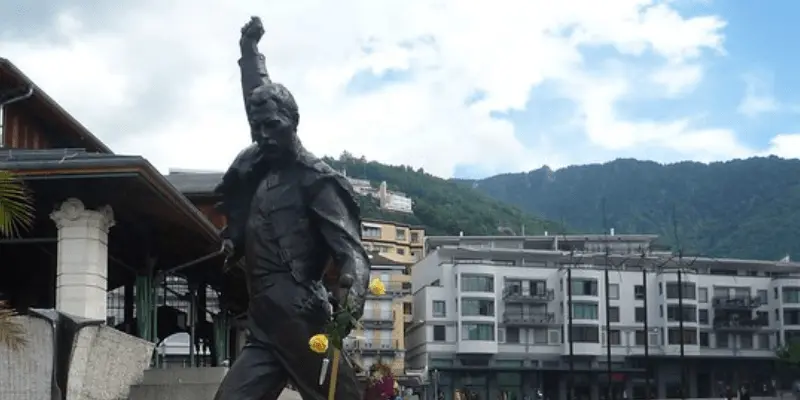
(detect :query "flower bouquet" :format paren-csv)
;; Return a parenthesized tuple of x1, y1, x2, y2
(363, 361, 396, 400)
(308, 277, 387, 399)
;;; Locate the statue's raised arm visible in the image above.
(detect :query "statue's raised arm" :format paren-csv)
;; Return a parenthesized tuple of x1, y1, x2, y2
(238, 16, 270, 114)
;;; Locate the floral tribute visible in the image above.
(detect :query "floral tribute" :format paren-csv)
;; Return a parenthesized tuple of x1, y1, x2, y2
(307, 277, 387, 399)
(363, 360, 396, 400)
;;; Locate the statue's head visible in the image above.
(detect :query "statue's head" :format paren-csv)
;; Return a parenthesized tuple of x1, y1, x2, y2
(246, 83, 300, 161)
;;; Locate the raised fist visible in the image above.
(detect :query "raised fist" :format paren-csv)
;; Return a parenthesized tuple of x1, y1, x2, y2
(240, 16, 264, 46)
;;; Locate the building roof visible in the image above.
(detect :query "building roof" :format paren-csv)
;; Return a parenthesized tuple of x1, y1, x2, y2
(0, 148, 219, 245)
(0, 58, 112, 154)
(427, 234, 659, 242)
(164, 171, 224, 195)
(426, 246, 800, 274)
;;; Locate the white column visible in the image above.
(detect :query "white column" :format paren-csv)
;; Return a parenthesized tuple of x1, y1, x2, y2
(50, 198, 115, 320)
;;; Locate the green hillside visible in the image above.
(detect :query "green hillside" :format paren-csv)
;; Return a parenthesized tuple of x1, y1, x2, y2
(325, 153, 562, 236)
(461, 156, 800, 260)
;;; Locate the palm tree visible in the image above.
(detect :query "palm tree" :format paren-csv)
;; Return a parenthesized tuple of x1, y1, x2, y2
(0, 170, 34, 350)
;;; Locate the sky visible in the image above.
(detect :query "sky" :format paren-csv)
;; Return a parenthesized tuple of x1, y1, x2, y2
(2, 0, 799, 179)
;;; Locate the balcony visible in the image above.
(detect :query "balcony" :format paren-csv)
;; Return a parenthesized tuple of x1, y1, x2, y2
(361, 310, 395, 330)
(502, 312, 557, 327)
(712, 296, 764, 309)
(712, 316, 770, 332)
(356, 339, 401, 356)
(502, 288, 554, 303)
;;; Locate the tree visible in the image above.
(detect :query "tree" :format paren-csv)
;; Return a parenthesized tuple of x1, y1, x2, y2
(0, 170, 33, 350)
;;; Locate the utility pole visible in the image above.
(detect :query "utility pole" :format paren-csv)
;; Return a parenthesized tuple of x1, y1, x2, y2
(642, 267, 650, 400)
(568, 267, 575, 400)
(677, 269, 686, 400)
(602, 199, 613, 400)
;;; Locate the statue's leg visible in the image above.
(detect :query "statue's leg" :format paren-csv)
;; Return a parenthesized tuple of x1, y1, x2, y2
(269, 318, 363, 400)
(213, 341, 288, 400)
(247, 276, 364, 399)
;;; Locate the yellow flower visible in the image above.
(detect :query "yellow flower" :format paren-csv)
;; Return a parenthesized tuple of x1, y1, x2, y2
(368, 278, 386, 296)
(309, 334, 329, 354)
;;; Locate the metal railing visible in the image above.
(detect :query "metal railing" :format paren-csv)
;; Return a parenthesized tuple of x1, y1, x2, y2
(502, 312, 556, 325)
(502, 287, 555, 302)
(711, 296, 764, 309)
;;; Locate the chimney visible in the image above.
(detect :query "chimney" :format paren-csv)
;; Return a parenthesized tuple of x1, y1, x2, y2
(544, 231, 548, 236)
(610, 228, 615, 236)
(459, 231, 464, 237)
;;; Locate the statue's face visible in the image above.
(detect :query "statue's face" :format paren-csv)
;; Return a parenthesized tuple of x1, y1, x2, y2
(248, 88, 296, 160)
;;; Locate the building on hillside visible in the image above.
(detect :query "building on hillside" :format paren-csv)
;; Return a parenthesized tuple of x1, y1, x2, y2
(407, 234, 791, 400)
(346, 254, 413, 381)
(362, 218, 425, 264)
(341, 169, 414, 214)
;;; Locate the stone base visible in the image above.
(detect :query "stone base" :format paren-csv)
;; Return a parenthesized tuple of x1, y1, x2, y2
(128, 368, 303, 400)
(0, 310, 155, 400)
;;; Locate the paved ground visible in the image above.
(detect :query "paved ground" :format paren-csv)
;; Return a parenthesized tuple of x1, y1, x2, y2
(277, 389, 302, 400)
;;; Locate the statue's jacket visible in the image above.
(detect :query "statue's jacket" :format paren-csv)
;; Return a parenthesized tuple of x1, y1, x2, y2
(214, 144, 371, 332)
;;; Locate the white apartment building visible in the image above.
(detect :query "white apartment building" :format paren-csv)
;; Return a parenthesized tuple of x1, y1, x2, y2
(406, 234, 798, 400)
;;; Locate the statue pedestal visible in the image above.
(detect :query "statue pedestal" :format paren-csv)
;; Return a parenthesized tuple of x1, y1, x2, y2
(128, 367, 304, 400)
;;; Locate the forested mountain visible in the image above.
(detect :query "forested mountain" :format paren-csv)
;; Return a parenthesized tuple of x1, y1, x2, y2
(324, 154, 562, 236)
(460, 156, 800, 260)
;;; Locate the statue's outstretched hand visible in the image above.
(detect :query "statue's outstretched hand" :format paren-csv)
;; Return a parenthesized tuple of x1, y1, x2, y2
(240, 16, 264, 47)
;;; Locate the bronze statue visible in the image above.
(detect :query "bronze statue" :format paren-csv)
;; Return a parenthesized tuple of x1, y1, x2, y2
(213, 16, 370, 400)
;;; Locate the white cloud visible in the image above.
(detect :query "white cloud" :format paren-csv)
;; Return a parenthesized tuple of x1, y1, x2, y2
(737, 72, 780, 118)
(1, 0, 739, 177)
(765, 134, 800, 159)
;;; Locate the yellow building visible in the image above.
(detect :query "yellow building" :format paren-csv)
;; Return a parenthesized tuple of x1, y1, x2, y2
(361, 218, 425, 264)
(348, 254, 413, 377)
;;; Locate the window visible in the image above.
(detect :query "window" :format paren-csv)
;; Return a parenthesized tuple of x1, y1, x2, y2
(635, 307, 646, 323)
(757, 290, 768, 304)
(572, 303, 599, 320)
(716, 333, 729, 348)
(506, 327, 520, 343)
(698, 309, 708, 324)
(432, 301, 446, 317)
(699, 332, 709, 347)
(570, 326, 600, 343)
(396, 248, 405, 255)
(570, 279, 598, 296)
(758, 333, 770, 349)
(403, 303, 412, 315)
(775, 287, 779, 300)
(634, 285, 645, 300)
(741, 334, 753, 349)
(667, 328, 697, 345)
(608, 284, 619, 300)
(667, 305, 697, 322)
(461, 275, 494, 292)
(410, 232, 420, 243)
(698, 287, 708, 303)
(461, 298, 495, 317)
(666, 282, 696, 299)
(635, 330, 646, 345)
(362, 226, 382, 238)
(608, 329, 621, 345)
(608, 307, 620, 323)
(395, 228, 406, 241)
(462, 323, 495, 341)
(776, 309, 781, 322)
(433, 325, 446, 341)
(533, 329, 548, 344)
(784, 288, 800, 304)
(784, 309, 800, 325)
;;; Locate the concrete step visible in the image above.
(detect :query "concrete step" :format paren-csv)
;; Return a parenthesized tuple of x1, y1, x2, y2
(128, 367, 302, 400)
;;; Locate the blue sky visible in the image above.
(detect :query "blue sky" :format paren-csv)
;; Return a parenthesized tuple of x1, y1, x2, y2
(446, 1, 800, 178)
(5, 1, 799, 179)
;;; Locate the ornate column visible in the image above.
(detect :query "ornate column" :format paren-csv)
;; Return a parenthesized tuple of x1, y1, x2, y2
(50, 198, 115, 320)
